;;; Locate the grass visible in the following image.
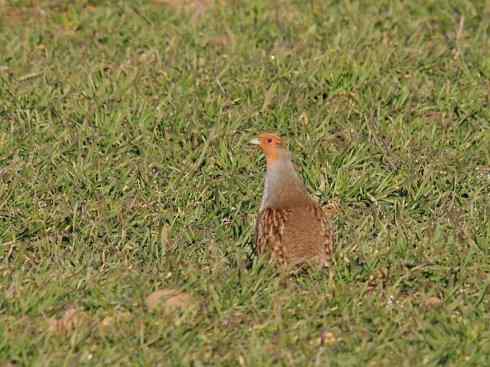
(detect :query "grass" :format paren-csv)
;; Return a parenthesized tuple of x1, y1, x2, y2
(0, 0, 489, 365)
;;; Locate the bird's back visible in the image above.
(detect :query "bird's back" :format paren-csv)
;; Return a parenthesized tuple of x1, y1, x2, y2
(255, 201, 334, 267)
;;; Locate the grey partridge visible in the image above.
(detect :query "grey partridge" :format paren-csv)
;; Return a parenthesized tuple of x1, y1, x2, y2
(251, 133, 335, 267)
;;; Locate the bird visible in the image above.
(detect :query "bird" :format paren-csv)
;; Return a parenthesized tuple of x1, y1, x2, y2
(250, 133, 335, 268)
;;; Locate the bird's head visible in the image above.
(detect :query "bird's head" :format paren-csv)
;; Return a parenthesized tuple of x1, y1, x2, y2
(250, 133, 289, 166)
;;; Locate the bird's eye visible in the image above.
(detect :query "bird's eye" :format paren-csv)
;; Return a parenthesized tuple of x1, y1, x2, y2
(267, 138, 273, 143)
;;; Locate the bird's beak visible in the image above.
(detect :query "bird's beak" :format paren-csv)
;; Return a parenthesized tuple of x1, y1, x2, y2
(249, 138, 260, 145)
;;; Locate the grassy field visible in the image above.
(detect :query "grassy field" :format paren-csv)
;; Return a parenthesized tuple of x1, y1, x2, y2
(1, 0, 489, 365)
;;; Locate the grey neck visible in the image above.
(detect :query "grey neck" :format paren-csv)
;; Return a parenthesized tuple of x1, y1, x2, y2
(260, 158, 310, 210)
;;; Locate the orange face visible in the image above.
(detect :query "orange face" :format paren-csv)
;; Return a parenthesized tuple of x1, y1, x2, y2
(251, 133, 284, 162)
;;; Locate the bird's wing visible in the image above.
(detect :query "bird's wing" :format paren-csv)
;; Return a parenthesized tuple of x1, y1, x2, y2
(255, 204, 335, 266)
(255, 207, 291, 264)
(311, 203, 336, 264)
